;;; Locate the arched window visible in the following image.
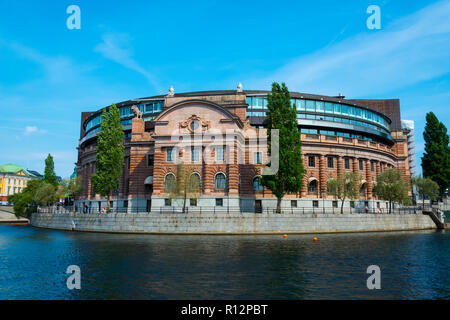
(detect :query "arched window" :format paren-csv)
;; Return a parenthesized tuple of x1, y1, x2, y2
(189, 173, 201, 192)
(308, 180, 318, 193)
(360, 183, 366, 196)
(215, 173, 226, 190)
(253, 176, 264, 191)
(164, 173, 175, 193)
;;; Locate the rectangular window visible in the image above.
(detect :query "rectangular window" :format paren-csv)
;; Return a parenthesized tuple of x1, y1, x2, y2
(291, 200, 297, 208)
(217, 147, 224, 161)
(350, 201, 355, 208)
(341, 105, 348, 114)
(255, 152, 262, 164)
(328, 157, 334, 168)
(165, 199, 171, 206)
(305, 100, 315, 111)
(123, 200, 128, 208)
(246, 97, 252, 106)
(215, 198, 223, 207)
(325, 102, 333, 113)
(190, 198, 197, 207)
(308, 156, 315, 167)
(147, 154, 154, 166)
(371, 162, 375, 172)
(191, 147, 199, 162)
(296, 99, 305, 111)
(344, 158, 350, 170)
(332, 200, 338, 208)
(110, 201, 114, 208)
(316, 101, 324, 112)
(312, 200, 319, 208)
(167, 148, 173, 161)
(359, 159, 364, 171)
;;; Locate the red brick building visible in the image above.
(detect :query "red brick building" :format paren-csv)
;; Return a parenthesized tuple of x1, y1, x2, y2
(76, 86, 412, 212)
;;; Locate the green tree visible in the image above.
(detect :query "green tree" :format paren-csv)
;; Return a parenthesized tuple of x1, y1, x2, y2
(411, 176, 439, 208)
(91, 104, 124, 212)
(168, 163, 201, 213)
(59, 176, 83, 199)
(7, 179, 42, 218)
(421, 112, 450, 195)
(375, 169, 410, 213)
(261, 82, 305, 213)
(34, 182, 58, 206)
(44, 154, 58, 186)
(327, 172, 360, 214)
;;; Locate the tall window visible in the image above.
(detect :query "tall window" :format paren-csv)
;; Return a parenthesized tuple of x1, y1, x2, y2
(344, 158, 350, 170)
(217, 147, 224, 161)
(191, 147, 199, 162)
(308, 180, 318, 193)
(164, 173, 175, 193)
(167, 148, 174, 162)
(360, 184, 366, 196)
(359, 159, 364, 171)
(308, 156, 315, 167)
(327, 157, 334, 168)
(147, 154, 154, 166)
(253, 176, 263, 191)
(371, 162, 375, 172)
(215, 173, 226, 190)
(189, 173, 201, 192)
(255, 152, 262, 164)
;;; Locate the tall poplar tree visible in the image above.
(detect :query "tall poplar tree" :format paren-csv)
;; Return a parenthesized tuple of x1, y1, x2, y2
(262, 82, 305, 213)
(92, 104, 124, 212)
(421, 112, 450, 195)
(44, 154, 58, 186)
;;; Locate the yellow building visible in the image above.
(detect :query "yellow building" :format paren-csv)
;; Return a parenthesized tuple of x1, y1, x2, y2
(0, 163, 40, 204)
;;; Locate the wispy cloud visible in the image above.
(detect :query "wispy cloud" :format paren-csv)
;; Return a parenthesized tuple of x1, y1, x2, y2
(24, 126, 47, 136)
(248, 0, 450, 97)
(95, 33, 161, 91)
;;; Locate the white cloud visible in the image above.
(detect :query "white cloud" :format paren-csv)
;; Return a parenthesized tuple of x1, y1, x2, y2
(248, 0, 450, 97)
(95, 33, 161, 91)
(24, 126, 47, 136)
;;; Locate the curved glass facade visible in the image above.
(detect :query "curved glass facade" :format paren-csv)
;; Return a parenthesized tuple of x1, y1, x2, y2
(246, 96, 390, 131)
(84, 101, 164, 135)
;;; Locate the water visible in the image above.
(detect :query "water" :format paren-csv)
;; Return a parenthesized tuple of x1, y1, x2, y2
(0, 225, 449, 300)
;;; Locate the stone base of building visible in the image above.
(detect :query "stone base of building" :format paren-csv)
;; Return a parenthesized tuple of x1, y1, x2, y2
(31, 211, 436, 234)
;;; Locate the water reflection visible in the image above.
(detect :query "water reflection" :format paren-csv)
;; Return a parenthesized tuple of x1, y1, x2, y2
(0, 225, 448, 299)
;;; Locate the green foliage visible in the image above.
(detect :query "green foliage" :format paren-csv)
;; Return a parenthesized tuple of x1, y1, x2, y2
(44, 154, 58, 186)
(168, 163, 201, 213)
(261, 82, 305, 213)
(7, 179, 42, 218)
(59, 176, 83, 198)
(412, 176, 439, 207)
(34, 182, 58, 206)
(91, 104, 125, 212)
(327, 172, 360, 214)
(421, 112, 450, 195)
(375, 169, 410, 213)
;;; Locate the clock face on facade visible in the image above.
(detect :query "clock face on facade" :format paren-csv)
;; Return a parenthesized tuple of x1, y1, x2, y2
(190, 120, 200, 131)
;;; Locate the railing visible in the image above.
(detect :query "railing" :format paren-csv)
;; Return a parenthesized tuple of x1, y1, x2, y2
(36, 204, 422, 215)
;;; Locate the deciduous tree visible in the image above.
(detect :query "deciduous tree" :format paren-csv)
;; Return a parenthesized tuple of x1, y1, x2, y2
(327, 172, 360, 214)
(375, 169, 410, 213)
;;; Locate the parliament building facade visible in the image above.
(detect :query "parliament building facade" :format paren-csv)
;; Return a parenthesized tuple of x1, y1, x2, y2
(76, 86, 413, 212)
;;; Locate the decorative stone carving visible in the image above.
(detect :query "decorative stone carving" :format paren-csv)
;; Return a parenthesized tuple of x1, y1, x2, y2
(168, 86, 174, 97)
(180, 114, 210, 133)
(131, 105, 143, 119)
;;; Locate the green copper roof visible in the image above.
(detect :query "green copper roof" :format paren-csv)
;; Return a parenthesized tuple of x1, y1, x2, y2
(0, 163, 36, 176)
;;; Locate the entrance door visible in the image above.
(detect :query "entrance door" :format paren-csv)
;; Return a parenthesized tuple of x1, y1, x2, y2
(146, 200, 152, 213)
(255, 200, 262, 213)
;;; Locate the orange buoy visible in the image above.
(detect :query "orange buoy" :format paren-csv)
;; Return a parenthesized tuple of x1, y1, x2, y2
(283, 234, 287, 239)
(313, 237, 318, 242)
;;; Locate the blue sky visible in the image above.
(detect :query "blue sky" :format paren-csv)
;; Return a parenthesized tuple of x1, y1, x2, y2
(0, 0, 449, 178)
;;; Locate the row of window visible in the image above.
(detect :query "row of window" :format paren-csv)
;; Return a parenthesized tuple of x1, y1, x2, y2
(165, 148, 263, 164)
(85, 101, 164, 132)
(301, 128, 376, 141)
(163, 172, 264, 192)
(307, 156, 388, 171)
(306, 179, 374, 195)
(246, 96, 390, 129)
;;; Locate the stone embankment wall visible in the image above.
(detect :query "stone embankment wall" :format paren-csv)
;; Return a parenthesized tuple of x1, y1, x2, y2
(31, 211, 436, 234)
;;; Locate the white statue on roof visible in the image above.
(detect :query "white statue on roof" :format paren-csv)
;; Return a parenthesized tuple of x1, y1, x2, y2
(168, 86, 174, 97)
(237, 82, 243, 93)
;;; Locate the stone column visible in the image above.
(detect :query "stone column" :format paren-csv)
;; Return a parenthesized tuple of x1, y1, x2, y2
(366, 160, 372, 199)
(337, 156, 343, 177)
